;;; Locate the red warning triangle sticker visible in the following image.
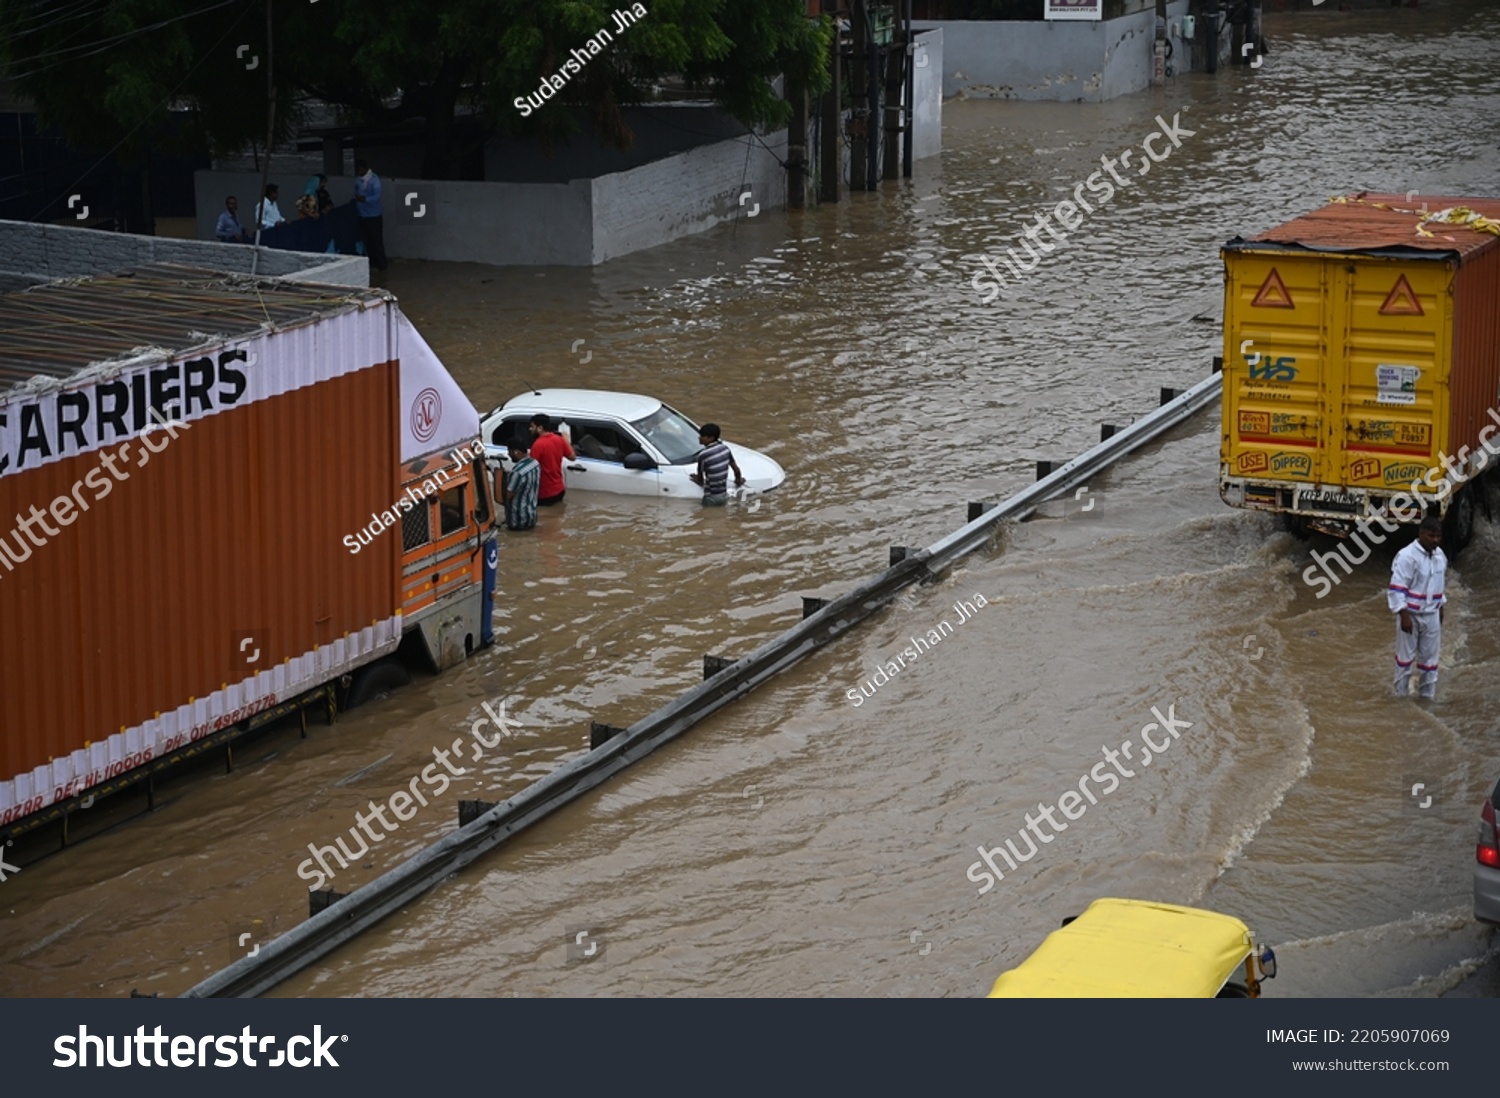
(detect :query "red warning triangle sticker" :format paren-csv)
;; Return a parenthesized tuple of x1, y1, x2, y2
(1251, 268, 1294, 308)
(1379, 273, 1424, 316)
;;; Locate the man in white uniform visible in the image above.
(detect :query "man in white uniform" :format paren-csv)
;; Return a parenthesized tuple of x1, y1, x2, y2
(1389, 514, 1447, 699)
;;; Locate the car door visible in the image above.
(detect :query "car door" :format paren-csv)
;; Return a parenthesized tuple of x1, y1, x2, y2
(563, 417, 662, 496)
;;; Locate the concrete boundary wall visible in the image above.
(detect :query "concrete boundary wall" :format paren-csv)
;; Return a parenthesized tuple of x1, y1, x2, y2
(916, 7, 1190, 102)
(913, 28, 944, 162)
(198, 131, 789, 268)
(591, 131, 787, 264)
(0, 220, 366, 290)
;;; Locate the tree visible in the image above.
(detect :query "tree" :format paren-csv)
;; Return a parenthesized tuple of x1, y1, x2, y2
(0, 0, 832, 180)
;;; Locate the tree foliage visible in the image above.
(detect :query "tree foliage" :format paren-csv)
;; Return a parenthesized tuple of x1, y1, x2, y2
(0, 0, 832, 178)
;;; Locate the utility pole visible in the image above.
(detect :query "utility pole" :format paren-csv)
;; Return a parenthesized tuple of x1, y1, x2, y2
(849, 0, 870, 190)
(902, 0, 914, 179)
(251, 0, 276, 275)
(882, 5, 906, 180)
(788, 78, 809, 210)
(819, 14, 842, 204)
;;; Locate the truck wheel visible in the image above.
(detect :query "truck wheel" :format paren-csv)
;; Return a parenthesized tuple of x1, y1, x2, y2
(1443, 485, 1475, 555)
(344, 657, 412, 709)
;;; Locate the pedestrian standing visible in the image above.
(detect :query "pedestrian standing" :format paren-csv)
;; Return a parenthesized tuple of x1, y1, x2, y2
(215, 195, 250, 242)
(690, 423, 744, 506)
(528, 414, 575, 507)
(354, 158, 387, 271)
(253, 183, 285, 231)
(1390, 514, 1447, 699)
(502, 437, 540, 530)
(311, 174, 335, 216)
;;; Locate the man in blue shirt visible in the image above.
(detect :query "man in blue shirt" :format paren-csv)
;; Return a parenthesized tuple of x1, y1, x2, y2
(502, 437, 540, 530)
(691, 422, 744, 506)
(215, 195, 250, 243)
(354, 158, 388, 271)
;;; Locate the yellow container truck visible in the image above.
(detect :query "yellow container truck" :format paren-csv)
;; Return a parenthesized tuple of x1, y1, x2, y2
(1219, 194, 1500, 548)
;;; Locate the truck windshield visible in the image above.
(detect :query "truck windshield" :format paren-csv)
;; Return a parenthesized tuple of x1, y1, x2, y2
(630, 404, 702, 464)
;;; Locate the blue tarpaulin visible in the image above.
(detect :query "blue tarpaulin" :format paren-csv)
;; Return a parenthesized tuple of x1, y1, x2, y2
(254, 200, 364, 256)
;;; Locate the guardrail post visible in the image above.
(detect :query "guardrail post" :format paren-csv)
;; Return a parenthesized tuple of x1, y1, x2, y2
(309, 888, 349, 918)
(1212, 355, 1223, 373)
(1036, 460, 1057, 479)
(459, 799, 498, 826)
(1160, 387, 1181, 406)
(889, 546, 910, 565)
(967, 502, 997, 522)
(801, 597, 828, 619)
(703, 655, 734, 679)
(589, 722, 627, 749)
(1100, 424, 1118, 441)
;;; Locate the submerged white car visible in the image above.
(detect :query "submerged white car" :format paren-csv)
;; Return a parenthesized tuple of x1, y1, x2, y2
(480, 389, 785, 499)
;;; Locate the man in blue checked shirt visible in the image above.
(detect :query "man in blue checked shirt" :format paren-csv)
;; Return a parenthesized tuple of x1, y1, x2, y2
(691, 423, 744, 506)
(502, 436, 540, 530)
(215, 195, 250, 243)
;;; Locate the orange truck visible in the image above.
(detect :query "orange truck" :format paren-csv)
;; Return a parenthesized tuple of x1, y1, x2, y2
(0, 265, 498, 838)
(1219, 194, 1500, 547)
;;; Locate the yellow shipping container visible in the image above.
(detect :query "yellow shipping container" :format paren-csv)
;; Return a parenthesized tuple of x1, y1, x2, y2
(1220, 193, 1500, 547)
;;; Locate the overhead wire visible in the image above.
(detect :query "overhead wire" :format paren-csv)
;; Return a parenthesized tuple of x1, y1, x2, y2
(2, 0, 242, 81)
(32, 0, 255, 222)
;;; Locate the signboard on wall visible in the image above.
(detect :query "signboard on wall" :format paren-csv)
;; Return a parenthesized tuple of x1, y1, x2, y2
(1045, 0, 1102, 20)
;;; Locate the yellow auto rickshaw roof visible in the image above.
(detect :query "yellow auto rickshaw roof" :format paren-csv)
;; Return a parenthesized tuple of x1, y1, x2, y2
(987, 898, 1255, 998)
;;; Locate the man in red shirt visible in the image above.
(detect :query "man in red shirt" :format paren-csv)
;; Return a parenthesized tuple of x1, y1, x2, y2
(528, 414, 575, 506)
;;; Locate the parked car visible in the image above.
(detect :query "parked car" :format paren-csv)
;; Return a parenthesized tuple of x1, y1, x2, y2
(480, 389, 785, 499)
(987, 898, 1278, 998)
(1475, 777, 1500, 924)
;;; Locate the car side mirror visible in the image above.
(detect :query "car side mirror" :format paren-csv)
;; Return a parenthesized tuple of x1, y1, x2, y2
(623, 452, 657, 471)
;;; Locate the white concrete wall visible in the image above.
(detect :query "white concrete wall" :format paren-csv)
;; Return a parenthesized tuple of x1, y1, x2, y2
(0, 219, 366, 288)
(590, 130, 787, 264)
(195, 169, 595, 266)
(915, 9, 1164, 102)
(913, 28, 944, 162)
(384, 178, 595, 266)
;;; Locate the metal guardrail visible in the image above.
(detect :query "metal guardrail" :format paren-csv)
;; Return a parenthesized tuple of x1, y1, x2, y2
(925, 371, 1223, 571)
(182, 369, 1223, 998)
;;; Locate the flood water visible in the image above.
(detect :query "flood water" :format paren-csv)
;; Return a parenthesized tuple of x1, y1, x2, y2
(4, 0, 1500, 998)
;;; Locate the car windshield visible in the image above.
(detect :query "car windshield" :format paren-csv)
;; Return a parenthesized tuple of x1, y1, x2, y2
(630, 403, 703, 464)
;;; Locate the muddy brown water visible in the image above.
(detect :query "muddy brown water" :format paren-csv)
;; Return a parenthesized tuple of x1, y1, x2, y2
(4, 0, 1500, 998)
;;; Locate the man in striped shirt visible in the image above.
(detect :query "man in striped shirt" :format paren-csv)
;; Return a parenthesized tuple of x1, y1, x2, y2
(502, 437, 540, 530)
(691, 423, 744, 506)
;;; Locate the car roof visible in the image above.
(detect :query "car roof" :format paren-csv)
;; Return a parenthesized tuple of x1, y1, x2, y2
(498, 389, 666, 422)
(986, 898, 1255, 998)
